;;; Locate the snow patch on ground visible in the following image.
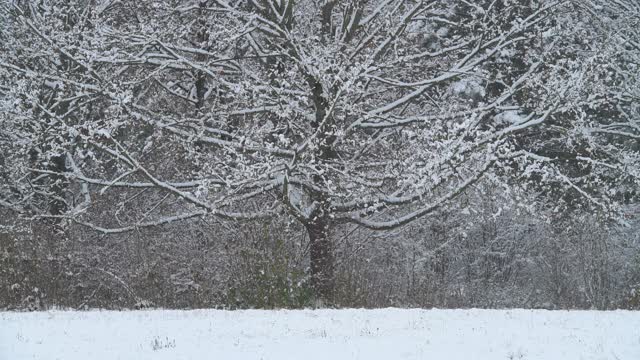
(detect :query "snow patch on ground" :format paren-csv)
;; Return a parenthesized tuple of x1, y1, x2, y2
(1, 309, 639, 360)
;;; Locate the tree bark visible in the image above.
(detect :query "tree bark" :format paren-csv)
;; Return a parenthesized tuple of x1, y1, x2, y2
(306, 217, 334, 304)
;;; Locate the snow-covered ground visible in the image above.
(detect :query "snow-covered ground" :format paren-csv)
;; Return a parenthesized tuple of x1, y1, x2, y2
(1, 309, 639, 360)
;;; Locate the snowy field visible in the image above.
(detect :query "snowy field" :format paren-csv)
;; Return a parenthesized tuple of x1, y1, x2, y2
(1, 309, 639, 360)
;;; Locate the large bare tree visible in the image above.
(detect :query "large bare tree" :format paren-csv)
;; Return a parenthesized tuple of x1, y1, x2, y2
(1, 0, 638, 302)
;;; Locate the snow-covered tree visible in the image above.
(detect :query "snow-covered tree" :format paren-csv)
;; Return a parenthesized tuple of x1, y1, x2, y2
(1, 0, 638, 302)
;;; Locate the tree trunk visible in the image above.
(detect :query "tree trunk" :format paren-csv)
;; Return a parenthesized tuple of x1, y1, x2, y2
(306, 218, 334, 305)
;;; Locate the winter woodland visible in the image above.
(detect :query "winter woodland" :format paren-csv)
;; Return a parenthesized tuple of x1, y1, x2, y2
(1, 0, 639, 309)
